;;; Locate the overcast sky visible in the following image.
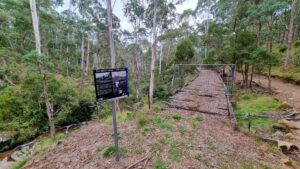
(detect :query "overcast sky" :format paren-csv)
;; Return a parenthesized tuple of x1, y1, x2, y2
(56, 0, 198, 31)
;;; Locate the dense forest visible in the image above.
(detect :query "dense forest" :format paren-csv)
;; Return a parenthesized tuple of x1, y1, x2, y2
(0, 0, 300, 160)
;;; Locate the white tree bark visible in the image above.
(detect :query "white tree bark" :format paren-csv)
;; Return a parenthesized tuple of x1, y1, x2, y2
(284, 0, 298, 68)
(159, 45, 163, 74)
(29, 0, 56, 144)
(81, 35, 85, 69)
(106, 0, 116, 68)
(149, 0, 157, 106)
(85, 39, 90, 74)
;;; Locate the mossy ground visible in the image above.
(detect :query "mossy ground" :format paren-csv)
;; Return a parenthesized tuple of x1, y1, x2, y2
(235, 88, 281, 132)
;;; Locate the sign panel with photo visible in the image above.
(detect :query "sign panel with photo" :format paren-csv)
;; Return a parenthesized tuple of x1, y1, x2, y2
(93, 68, 129, 102)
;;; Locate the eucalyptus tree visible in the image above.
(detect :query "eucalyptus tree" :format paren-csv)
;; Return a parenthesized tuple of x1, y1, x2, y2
(149, 0, 157, 106)
(284, 0, 298, 68)
(144, 0, 176, 106)
(255, 0, 287, 92)
(124, 0, 147, 99)
(29, 0, 56, 144)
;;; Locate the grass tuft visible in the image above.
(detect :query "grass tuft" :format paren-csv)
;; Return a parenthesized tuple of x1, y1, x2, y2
(172, 114, 182, 121)
(137, 117, 148, 128)
(153, 159, 168, 169)
(152, 117, 173, 130)
(102, 145, 116, 158)
(195, 115, 203, 122)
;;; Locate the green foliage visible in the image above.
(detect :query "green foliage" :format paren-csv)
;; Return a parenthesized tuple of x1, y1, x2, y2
(172, 114, 181, 121)
(194, 152, 201, 161)
(104, 112, 132, 125)
(137, 117, 148, 128)
(235, 88, 280, 132)
(278, 45, 287, 53)
(154, 85, 171, 100)
(174, 39, 195, 64)
(22, 51, 54, 70)
(236, 93, 279, 114)
(178, 125, 187, 136)
(37, 133, 65, 150)
(152, 117, 173, 130)
(168, 146, 182, 161)
(195, 115, 203, 122)
(153, 159, 168, 169)
(295, 40, 300, 47)
(0, 74, 95, 144)
(10, 157, 31, 169)
(102, 145, 116, 158)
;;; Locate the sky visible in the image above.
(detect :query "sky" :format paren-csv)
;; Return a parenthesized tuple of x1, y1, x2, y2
(56, 0, 198, 31)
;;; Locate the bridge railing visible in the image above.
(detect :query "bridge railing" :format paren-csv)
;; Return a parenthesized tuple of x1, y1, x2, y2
(171, 64, 236, 96)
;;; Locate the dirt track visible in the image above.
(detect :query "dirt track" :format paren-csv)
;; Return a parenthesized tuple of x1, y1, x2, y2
(236, 73, 300, 111)
(22, 70, 286, 169)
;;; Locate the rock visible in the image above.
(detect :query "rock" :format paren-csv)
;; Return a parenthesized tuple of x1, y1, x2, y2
(273, 124, 288, 131)
(0, 137, 12, 152)
(278, 119, 300, 129)
(281, 158, 300, 169)
(271, 131, 283, 139)
(277, 140, 299, 153)
(278, 102, 293, 110)
(10, 150, 24, 161)
(284, 133, 300, 141)
(0, 157, 15, 169)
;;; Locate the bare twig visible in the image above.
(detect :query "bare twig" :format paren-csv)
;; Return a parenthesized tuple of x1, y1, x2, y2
(126, 152, 152, 169)
(4, 75, 16, 86)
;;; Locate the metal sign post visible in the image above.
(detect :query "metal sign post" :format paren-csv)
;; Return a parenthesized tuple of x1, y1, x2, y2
(112, 100, 120, 162)
(93, 68, 129, 162)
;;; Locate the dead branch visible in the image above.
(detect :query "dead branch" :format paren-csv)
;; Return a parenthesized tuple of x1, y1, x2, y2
(4, 75, 16, 86)
(126, 152, 152, 169)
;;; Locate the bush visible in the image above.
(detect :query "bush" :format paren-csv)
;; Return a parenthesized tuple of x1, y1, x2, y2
(0, 74, 95, 145)
(278, 45, 287, 53)
(174, 38, 195, 64)
(154, 85, 171, 100)
(294, 40, 300, 47)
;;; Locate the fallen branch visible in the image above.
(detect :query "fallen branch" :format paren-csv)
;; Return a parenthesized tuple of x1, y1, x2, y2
(142, 155, 150, 169)
(246, 114, 271, 119)
(4, 75, 16, 86)
(126, 152, 152, 169)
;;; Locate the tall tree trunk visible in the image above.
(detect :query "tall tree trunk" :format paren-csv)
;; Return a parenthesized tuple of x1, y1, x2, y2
(133, 27, 141, 99)
(80, 36, 85, 90)
(106, 0, 119, 111)
(268, 15, 273, 93)
(149, 0, 157, 107)
(159, 45, 163, 74)
(251, 21, 261, 87)
(106, 1, 116, 68)
(29, 0, 56, 144)
(86, 39, 90, 75)
(284, 0, 298, 68)
(81, 35, 85, 69)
